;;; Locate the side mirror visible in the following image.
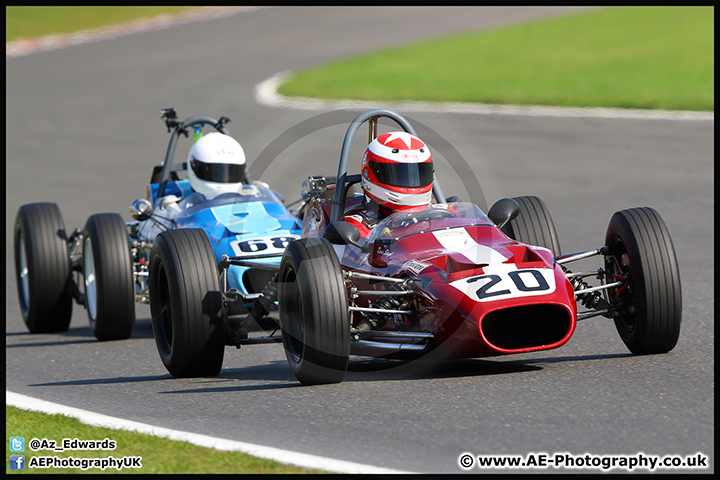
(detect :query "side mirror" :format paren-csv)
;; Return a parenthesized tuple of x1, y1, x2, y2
(488, 198, 520, 229)
(324, 221, 362, 247)
(445, 195, 462, 203)
(130, 198, 153, 221)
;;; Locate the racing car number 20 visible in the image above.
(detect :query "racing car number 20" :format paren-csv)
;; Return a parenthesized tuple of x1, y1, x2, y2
(451, 268, 557, 303)
(230, 236, 299, 256)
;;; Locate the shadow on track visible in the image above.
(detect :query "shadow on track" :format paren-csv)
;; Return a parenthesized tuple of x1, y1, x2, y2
(25, 352, 631, 392)
(6, 317, 156, 348)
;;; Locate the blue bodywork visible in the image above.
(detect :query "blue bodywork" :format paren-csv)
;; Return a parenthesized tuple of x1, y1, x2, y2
(147, 179, 301, 298)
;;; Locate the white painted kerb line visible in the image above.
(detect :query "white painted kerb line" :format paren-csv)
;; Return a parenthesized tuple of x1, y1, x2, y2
(256, 71, 714, 121)
(6, 391, 412, 474)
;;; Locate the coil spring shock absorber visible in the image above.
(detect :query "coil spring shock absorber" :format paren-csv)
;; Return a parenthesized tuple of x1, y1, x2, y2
(561, 265, 610, 311)
(357, 295, 404, 331)
(232, 272, 279, 346)
(356, 278, 414, 331)
(252, 272, 279, 317)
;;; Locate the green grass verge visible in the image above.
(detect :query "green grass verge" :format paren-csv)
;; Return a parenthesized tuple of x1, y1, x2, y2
(6, 406, 324, 474)
(5, 6, 201, 42)
(278, 6, 714, 111)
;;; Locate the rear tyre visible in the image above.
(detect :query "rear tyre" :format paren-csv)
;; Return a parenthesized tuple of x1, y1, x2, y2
(14, 202, 73, 333)
(149, 229, 225, 377)
(501, 195, 561, 255)
(279, 238, 350, 385)
(83, 213, 135, 341)
(605, 207, 681, 355)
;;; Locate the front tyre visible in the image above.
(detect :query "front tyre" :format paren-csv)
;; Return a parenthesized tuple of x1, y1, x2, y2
(83, 213, 135, 341)
(279, 238, 350, 385)
(501, 195, 561, 255)
(14, 202, 73, 333)
(605, 207, 681, 355)
(149, 229, 225, 377)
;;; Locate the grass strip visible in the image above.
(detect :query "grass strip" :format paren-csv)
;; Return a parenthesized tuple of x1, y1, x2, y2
(6, 406, 323, 474)
(5, 6, 200, 42)
(278, 7, 713, 111)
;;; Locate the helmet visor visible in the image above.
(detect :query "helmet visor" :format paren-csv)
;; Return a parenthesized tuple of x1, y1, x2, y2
(369, 160, 434, 188)
(190, 157, 245, 183)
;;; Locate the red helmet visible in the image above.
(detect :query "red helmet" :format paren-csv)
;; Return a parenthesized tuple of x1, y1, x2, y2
(361, 132, 434, 213)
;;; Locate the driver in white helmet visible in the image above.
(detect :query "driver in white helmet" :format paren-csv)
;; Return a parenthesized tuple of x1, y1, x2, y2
(139, 132, 247, 241)
(343, 131, 435, 238)
(187, 131, 247, 199)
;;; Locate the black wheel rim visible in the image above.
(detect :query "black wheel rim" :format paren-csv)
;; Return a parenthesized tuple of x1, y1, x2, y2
(281, 267, 304, 363)
(608, 237, 635, 332)
(83, 235, 98, 323)
(156, 264, 173, 355)
(15, 228, 30, 316)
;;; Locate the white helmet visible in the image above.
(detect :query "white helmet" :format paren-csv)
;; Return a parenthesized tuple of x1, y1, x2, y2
(187, 132, 246, 199)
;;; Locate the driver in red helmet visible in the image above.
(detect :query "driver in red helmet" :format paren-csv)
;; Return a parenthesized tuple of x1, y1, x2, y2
(343, 132, 435, 237)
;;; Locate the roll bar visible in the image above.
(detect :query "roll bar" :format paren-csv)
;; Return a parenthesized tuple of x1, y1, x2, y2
(156, 109, 252, 205)
(330, 108, 445, 223)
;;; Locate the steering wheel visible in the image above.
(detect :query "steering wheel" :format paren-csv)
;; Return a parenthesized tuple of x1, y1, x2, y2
(390, 208, 458, 229)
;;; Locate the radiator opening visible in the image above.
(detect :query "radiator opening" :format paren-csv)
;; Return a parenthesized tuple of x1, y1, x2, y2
(482, 304, 571, 350)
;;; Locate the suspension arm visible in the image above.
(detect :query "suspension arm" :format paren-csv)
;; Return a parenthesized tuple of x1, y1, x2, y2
(555, 247, 609, 265)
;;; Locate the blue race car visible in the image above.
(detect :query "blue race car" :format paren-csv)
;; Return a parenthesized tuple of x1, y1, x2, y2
(13, 108, 302, 344)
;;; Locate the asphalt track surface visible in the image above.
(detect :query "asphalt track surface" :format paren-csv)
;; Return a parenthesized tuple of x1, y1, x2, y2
(6, 7, 714, 474)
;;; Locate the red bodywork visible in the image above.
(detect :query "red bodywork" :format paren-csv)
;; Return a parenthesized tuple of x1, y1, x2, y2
(303, 196, 578, 359)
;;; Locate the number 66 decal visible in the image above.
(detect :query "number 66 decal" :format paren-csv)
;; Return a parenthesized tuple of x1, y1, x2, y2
(450, 268, 557, 302)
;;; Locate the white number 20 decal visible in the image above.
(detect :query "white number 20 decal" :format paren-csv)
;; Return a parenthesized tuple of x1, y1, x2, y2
(451, 268, 557, 302)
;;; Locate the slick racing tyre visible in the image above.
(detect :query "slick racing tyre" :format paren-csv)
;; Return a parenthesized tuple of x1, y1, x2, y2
(149, 228, 225, 377)
(14, 202, 73, 333)
(83, 213, 135, 341)
(279, 237, 350, 385)
(501, 195, 562, 256)
(605, 207, 681, 355)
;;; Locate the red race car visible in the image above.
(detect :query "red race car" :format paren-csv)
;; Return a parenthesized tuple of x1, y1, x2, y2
(275, 108, 682, 385)
(149, 108, 681, 386)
